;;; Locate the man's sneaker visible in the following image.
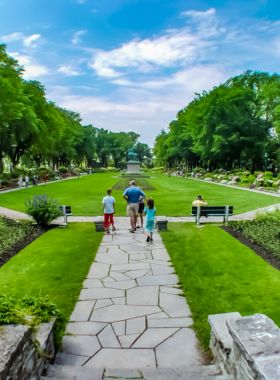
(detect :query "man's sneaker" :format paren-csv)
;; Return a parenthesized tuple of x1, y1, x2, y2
(146, 236, 150, 242)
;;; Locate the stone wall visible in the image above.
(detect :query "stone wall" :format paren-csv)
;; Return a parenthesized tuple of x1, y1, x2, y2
(0, 319, 55, 380)
(208, 313, 280, 380)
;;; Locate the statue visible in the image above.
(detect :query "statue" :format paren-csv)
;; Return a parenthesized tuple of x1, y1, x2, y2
(128, 148, 138, 161)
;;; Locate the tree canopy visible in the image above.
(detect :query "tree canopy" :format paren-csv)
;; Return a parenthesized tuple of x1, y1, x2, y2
(154, 70, 280, 172)
(0, 44, 151, 172)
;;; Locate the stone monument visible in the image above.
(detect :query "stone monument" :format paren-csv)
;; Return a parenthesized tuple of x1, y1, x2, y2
(126, 148, 141, 173)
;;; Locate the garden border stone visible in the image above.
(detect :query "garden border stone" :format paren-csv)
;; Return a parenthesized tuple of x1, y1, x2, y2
(0, 319, 56, 380)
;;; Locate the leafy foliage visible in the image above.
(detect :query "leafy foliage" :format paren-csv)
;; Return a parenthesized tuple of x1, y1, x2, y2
(229, 209, 280, 257)
(25, 195, 63, 226)
(154, 70, 280, 172)
(0, 295, 62, 325)
(0, 216, 34, 255)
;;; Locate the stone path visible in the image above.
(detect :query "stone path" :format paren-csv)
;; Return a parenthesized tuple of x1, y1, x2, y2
(1, 203, 280, 224)
(56, 219, 207, 370)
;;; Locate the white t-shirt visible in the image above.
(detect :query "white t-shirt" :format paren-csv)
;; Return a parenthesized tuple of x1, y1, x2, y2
(102, 196, 115, 214)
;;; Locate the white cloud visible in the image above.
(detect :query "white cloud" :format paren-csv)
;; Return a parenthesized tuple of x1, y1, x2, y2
(72, 30, 87, 44)
(23, 34, 41, 47)
(11, 52, 49, 79)
(180, 8, 216, 18)
(0, 32, 42, 48)
(0, 32, 23, 42)
(58, 65, 83, 76)
(90, 30, 211, 77)
(77, 0, 85, 3)
(89, 9, 220, 78)
(48, 64, 228, 145)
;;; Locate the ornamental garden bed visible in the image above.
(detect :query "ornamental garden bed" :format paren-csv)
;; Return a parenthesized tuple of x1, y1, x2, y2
(112, 178, 155, 190)
(0, 216, 56, 269)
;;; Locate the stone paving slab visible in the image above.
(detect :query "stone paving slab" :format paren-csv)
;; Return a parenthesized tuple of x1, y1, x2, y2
(63, 218, 206, 369)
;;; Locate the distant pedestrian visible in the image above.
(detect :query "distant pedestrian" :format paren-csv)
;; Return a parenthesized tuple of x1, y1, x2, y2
(123, 181, 146, 233)
(33, 174, 38, 186)
(77, 170, 80, 179)
(42, 173, 47, 186)
(25, 175, 29, 188)
(18, 175, 23, 188)
(101, 189, 116, 234)
(191, 171, 194, 178)
(144, 198, 156, 243)
(169, 171, 171, 177)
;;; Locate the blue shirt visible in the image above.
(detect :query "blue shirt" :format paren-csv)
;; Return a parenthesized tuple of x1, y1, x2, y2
(144, 207, 156, 221)
(124, 187, 145, 203)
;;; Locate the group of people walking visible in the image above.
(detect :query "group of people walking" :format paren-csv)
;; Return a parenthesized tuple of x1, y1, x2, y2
(101, 180, 156, 242)
(18, 173, 48, 188)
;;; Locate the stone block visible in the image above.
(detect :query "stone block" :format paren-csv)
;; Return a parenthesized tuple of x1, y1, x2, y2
(156, 216, 168, 231)
(0, 319, 56, 380)
(208, 312, 241, 350)
(226, 314, 280, 361)
(94, 216, 105, 232)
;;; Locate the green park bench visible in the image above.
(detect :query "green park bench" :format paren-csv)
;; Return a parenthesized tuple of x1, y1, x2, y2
(191, 206, 233, 224)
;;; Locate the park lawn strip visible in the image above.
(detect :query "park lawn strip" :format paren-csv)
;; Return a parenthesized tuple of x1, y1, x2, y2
(0, 223, 103, 343)
(0, 173, 280, 216)
(160, 223, 280, 351)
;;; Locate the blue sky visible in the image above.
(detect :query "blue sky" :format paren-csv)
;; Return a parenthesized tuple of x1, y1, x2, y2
(1, 0, 280, 145)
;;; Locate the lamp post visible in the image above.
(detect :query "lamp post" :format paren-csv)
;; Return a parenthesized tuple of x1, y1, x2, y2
(265, 152, 268, 172)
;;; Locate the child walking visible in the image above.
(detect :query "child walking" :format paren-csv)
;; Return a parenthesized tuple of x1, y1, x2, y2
(144, 198, 156, 243)
(101, 189, 116, 234)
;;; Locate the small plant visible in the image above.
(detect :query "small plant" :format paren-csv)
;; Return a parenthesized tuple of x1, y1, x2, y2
(25, 195, 63, 226)
(0, 217, 35, 255)
(0, 295, 62, 325)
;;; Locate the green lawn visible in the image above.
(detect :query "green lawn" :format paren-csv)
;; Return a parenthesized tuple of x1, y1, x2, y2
(0, 173, 279, 216)
(0, 223, 102, 341)
(160, 223, 280, 350)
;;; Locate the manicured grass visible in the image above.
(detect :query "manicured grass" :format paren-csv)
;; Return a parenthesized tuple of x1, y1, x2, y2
(160, 223, 280, 350)
(0, 223, 102, 340)
(0, 173, 279, 216)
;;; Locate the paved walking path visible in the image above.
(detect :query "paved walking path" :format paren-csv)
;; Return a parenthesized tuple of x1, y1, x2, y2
(56, 219, 206, 369)
(1, 203, 280, 224)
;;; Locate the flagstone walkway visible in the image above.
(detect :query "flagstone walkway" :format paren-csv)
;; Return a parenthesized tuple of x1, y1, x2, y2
(56, 219, 207, 369)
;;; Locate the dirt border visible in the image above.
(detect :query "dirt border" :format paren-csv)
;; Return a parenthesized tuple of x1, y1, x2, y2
(220, 226, 280, 271)
(0, 225, 58, 269)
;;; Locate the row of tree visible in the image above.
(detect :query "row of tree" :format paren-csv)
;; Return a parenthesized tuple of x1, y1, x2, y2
(154, 71, 280, 172)
(0, 44, 151, 173)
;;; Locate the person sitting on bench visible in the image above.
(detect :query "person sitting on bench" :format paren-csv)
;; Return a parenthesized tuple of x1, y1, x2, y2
(192, 195, 208, 206)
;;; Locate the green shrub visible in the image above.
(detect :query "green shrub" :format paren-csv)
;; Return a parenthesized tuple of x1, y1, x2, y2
(1, 179, 10, 186)
(0, 217, 35, 254)
(10, 170, 20, 179)
(264, 171, 273, 178)
(0, 295, 62, 325)
(248, 175, 255, 183)
(58, 166, 68, 173)
(25, 195, 63, 226)
(229, 209, 280, 257)
(94, 168, 107, 173)
(241, 177, 249, 183)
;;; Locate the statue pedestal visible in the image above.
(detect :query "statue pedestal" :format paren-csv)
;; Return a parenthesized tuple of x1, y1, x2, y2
(127, 160, 141, 173)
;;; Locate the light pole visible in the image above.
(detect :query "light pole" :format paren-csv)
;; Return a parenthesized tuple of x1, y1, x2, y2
(265, 152, 268, 172)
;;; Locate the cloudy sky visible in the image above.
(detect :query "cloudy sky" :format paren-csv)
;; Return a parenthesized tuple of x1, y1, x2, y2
(1, 0, 280, 145)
